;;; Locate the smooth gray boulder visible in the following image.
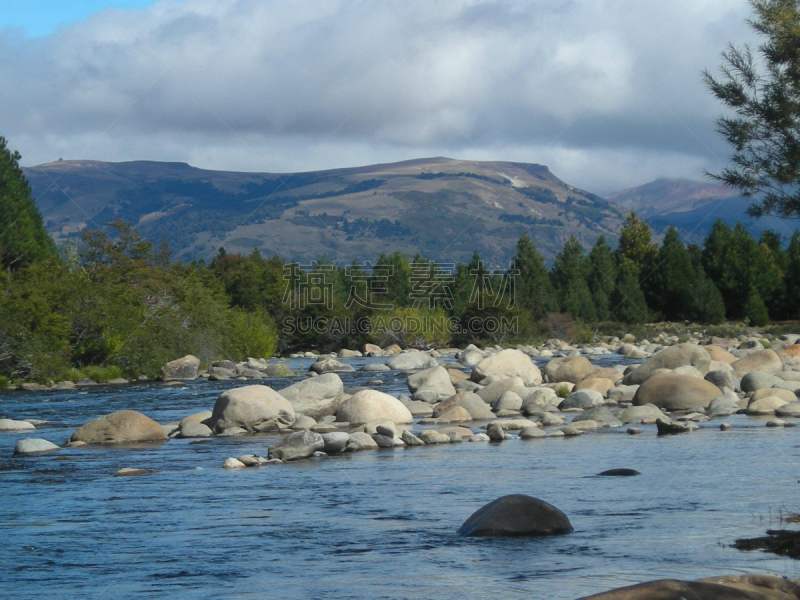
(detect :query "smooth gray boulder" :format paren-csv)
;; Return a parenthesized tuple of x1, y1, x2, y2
(309, 358, 355, 374)
(407, 366, 456, 402)
(731, 349, 784, 378)
(558, 389, 604, 410)
(386, 351, 437, 372)
(13, 438, 60, 455)
(207, 385, 296, 433)
(162, 355, 201, 381)
(180, 422, 212, 438)
(571, 406, 622, 428)
(320, 432, 350, 454)
(543, 355, 595, 383)
(623, 343, 711, 385)
(335, 390, 413, 425)
(471, 349, 542, 385)
(705, 370, 740, 391)
(279, 373, 344, 420)
(267, 430, 325, 461)
(633, 373, 721, 410)
(0, 419, 35, 432)
(457, 494, 573, 537)
(70, 410, 167, 445)
(741, 371, 784, 393)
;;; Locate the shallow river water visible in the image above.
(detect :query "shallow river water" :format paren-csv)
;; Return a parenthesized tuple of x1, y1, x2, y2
(2, 355, 800, 599)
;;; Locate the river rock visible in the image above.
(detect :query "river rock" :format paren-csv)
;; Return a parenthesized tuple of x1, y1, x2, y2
(576, 574, 800, 600)
(360, 363, 391, 372)
(309, 358, 355, 374)
(732, 349, 784, 378)
(401, 430, 425, 446)
(458, 349, 485, 367)
(571, 406, 622, 428)
(278, 373, 344, 420)
(70, 410, 167, 444)
(348, 431, 379, 450)
(598, 468, 640, 476)
(437, 406, 473, 422)
(543, 355, 595, 383)
(179, 411, 212, 429)
(623, 343, 711, 385)
(616, 404, 665, 424)
(180, 422, 212, 438)
(457, 494, 573, 537)
(0, 419, 36, 432)
(519, 426, 546, 439)
(522, 388, 558, 413)
(320, 432, 350, 454)
(386, 351, 437, 372)
(705, 369, 740, 391)
(558, 389, 604, 410)
(162, 355, 201, 381)
(208, 385, 295, 433)
(434, 391, 496, 420)
(746, 396, 789, 415)
(741, 371, 785, 393)
(583, 367, 624, 384)
(335, 390, 413, 425)
(492, 391, 523, 412)
(575, 377, 615, 396)
(632, 373, 721, 411)
(488, 418, 537, 431)
(476, 377, 527, 405)
(13, 438, 60, 455)
(471, 349, 542, 385)
(419, 429, 452, 444)
(407, 366, 456, 402)
(776, 402, 800, 418)
(268, 430, 325, 461)
(223, 457, 246, 469)
(487, 424, 506, 440)
(656, 417, 693, 434)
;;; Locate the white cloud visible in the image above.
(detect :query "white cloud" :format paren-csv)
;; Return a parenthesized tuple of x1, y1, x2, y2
(0, 0, 757, 193)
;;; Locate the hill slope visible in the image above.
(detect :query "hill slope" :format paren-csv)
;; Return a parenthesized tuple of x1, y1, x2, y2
(607, 178, 796, 242)
(27, 157, 625, 265)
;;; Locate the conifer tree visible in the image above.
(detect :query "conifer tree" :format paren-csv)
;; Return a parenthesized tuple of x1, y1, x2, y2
(551, 236, 596, 321)
(785, 232, 800, 319)
(587, 235, 617, 321)
(511, 233, 558, 320)
(610, 260, 648, 324)
(0, 138, 55, 271)
(617, 210, 657, 283)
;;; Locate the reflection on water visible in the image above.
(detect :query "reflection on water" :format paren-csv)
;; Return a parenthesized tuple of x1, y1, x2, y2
(1, 355, 800, 599)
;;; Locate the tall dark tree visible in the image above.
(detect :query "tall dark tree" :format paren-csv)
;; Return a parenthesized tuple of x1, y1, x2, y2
(0, 138, 55, 271)
(785, 232, 800, 319)
(511, 233, 558, 320)
(617, 210, 657, 284)
(610, 260, 648, 324)
(705, 0, 800, 219)
(551, 236, 596, 322)
(587, 235, 617, 321)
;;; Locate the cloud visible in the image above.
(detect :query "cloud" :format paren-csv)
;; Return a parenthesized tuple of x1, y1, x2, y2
(0, 0, 757, 193)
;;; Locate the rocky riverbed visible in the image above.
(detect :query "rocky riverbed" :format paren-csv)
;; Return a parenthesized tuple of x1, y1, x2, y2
(3, 331, 800, 598)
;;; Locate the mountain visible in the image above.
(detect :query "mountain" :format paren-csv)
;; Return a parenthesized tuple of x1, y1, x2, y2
(606, 177, 796, 242)
(26, 157, 625, 265)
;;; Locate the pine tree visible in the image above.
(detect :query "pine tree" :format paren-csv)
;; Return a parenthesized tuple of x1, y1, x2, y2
(551, 236, 596, 321)
(649, 226, 696, 320)
(745, 288, 770, 326)
(610, 260, 648, 324)
(587, 235, 617, 321)
(785, 232, 800, 319)
(511, 233, 558, 320)
(617, 210, 657, 283)
(0, 138, 55, 271)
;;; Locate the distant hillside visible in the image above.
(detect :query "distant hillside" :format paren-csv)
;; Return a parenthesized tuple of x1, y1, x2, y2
(607, 178, 796, 242)
(26, 157, 625, 265)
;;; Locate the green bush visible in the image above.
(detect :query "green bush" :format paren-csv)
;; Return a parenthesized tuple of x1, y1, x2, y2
(227, 308, 278, 360)
(81, 365, 125, 383)
(0, 376, 9, 389)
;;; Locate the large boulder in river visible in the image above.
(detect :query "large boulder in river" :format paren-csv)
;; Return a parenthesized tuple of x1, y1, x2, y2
(162, 355, 201, 381)
(407, 366, 456, 402)
(278, 373, 344, 420)
(70, 410, 167, 444)
(434, 391, 496, 420)
(731, 349, 783, 378)
(267, 430, 324, 461)
(309, 358, 355, 374)
(471, 349, 542, 385)
(623, 343, 711, 385)
(457, 494, 573, 537)
(386, 351, 437, 372)
(476, 377, 527, 405)
(335, 390, 413, 425)
(576, 574, 800, 600)
(14, 438, 60, 455)
(207, 385, 296, 432)
(543, 355, 594, 384)
(633, 373, 721, 411)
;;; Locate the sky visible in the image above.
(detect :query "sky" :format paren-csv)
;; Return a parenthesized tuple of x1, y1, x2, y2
(0, 0, 757, 195)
